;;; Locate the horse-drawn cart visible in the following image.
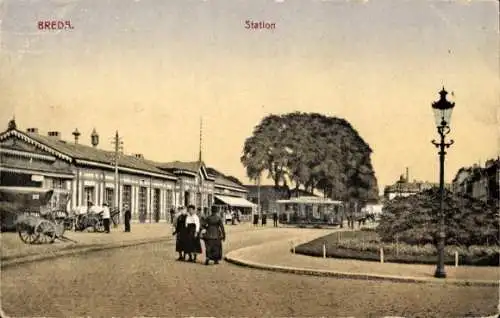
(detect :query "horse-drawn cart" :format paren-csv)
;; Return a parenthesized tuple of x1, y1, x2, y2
(16, 213, 65, 244)
(0, 187, 71, 244)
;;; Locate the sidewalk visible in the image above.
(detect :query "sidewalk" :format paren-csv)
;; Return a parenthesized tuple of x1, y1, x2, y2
(1, 222, 265, 267)
(225, 231, 500, 287)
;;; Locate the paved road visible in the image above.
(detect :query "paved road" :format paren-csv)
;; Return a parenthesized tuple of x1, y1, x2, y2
(1, 228, 497, 317)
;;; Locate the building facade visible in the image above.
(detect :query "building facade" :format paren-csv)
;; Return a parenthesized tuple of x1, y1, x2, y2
(156, 162, 252, 215)
(0, 122, 178, 222)
(452, 158, 499, 206)
(0, 120, 251, 222)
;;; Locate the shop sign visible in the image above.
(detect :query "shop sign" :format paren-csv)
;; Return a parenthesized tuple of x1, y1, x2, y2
(31, 175, 44, 182)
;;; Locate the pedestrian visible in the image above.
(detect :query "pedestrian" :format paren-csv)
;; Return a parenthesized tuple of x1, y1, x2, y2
(172, 207, 188, 261)
(124, 203, 131, 232)
(169, 208, 175, 224)
(273, 210, 278, 227)
(102, 203, 111, 233)
(184, 205, 202, 263)
(202, 205, 226, 265)
(253, 213, 259, 226)
(261, 213, 267, 226)
(224, 209, 231, 225)
(236, 209, 241, 223)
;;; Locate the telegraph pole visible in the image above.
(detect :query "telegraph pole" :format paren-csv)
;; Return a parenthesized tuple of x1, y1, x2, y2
(112, 131, 123, 222)
(199, 117, 204, 214)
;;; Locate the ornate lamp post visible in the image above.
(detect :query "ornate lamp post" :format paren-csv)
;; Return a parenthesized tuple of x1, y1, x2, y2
(431, 87, 455, 278)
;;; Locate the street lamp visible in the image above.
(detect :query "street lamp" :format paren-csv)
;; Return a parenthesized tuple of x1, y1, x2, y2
(431, 87, 455, 278)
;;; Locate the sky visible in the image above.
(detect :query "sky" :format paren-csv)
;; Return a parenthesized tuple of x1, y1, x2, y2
(0, 0, 498, 194)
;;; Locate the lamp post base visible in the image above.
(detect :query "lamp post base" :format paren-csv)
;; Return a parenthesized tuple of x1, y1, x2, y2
(434, 268, 447, 278)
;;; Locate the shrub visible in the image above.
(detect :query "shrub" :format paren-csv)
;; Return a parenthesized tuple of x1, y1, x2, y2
(377, 187, 499, 247)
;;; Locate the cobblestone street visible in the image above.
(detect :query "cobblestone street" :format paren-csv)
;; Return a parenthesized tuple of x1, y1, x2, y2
(1, 227, 497, 317)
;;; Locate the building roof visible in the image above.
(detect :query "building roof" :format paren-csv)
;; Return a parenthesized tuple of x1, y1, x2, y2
(145, 160, 246, 191)
(246, 185, 316, 200)
(2, 129, 177, 179)
(157, 161, 203, 173)
(206, 167, 247, 191)
(1, 123, 247, 189)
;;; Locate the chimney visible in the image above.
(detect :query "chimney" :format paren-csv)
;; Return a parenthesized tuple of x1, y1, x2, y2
(134, 154, 144, 159)
(91, 128, 99, 147)
(27, 128, 39, 134)
(406, 167, 409, 182)
(72, 128, 81, 144)
(48, 131, 61, 139)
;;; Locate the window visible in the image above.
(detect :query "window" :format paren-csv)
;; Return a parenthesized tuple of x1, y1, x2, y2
(166, 189, 173, 209)
(84, 186, 95, 205)
(153, 189, 160, 222)
(105, 188, 114, 207)
(45, 178, 65, 190)
(122, 185, 132, 211)
(138, 187, 147, 222)
(196, 192, 201, 208)
(207, 194, 213, 208)
(53, 179, 65, 190)
(44, 178, 53, 189)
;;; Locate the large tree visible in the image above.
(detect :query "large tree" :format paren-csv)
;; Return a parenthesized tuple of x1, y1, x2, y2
(241, 112, 379, 203)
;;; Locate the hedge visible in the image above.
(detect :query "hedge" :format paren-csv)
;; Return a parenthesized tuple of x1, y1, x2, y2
(294, 230, 500, 266)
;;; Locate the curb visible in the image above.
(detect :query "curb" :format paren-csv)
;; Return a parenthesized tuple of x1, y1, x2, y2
(224, 245, 500, 287)
(1, 237, 173, 269)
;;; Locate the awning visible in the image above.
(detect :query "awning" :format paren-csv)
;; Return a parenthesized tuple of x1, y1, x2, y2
(0, 166, 74, 179)
(214, 195, 256, 208)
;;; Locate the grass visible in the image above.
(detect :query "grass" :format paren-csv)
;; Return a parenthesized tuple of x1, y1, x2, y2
(294, 229, 500, 266)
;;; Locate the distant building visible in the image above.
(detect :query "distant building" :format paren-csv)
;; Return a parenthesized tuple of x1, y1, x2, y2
(452, 158, 499, 206)
(383, 171, 451, 201)
(245, 185, 316, 214)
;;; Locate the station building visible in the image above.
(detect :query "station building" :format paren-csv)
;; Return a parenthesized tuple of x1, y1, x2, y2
(0, 119, 251, 222)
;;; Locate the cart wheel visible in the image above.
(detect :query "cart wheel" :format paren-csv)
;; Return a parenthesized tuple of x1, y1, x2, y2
(17, 224, 40, 244)
(35, 220, 57, 244)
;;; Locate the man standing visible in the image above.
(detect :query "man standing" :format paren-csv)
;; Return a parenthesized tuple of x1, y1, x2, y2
(102, 203, 111, 233)
(124, 204, 131, 232)
(273, 210, 278, 227)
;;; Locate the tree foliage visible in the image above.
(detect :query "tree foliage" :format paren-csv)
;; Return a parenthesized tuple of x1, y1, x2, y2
(241, 112, 379, 203)
(377, 188, 499, 247)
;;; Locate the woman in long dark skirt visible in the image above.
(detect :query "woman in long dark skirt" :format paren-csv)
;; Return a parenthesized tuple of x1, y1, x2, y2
(202, 206, 226, 265)
(184, 205, 202, 262)
(173, 207, 188, 261)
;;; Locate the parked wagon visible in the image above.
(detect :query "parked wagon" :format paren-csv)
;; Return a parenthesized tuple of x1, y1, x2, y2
(70, 206, 121, 232)
(0, 187, 71, 244)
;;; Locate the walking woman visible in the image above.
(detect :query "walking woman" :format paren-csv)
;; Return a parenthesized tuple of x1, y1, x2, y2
(184, 205, 202, 263)
(202, 206, 226, 265)
(172, 207, 188, 261)
(124, 204, 131, 232)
